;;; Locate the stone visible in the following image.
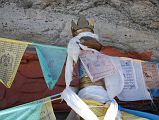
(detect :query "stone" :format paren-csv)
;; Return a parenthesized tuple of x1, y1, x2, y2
(0, 0, 159, 60)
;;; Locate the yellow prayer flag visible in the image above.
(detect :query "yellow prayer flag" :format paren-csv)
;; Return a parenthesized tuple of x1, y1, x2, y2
(40, 99, 56, 120)
(121, 111, 148, 120)
(0, 38, 30, 88)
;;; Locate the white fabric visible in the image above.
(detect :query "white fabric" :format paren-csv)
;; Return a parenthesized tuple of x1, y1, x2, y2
(78, 85, 109, 103)
(67, 32, 99, 63)
(63, 32, 119, 120)
(61, 87, 99, 120)
(66, 110, 80, 120)
(104, 100, 119, 120)
(117, 60, 152, 101)
(65, 32, 98, 87)
(61, 87, 119, 120)
(104, 56, 125, 99)
(65, 55, 74, 87)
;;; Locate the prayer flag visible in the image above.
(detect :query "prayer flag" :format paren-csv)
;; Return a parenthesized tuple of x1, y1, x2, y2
(40, 99, 56, 120)
(0, 100, 43, 120)
(120, 59, 138, 90)
(104, 56, 125, 99)
(0, 38, 29, 88)
(117, 59, 151, 101)
(119, 106, 159, 120)
(79, 50, 116, 82)
(34, 43, 67, 89)
(142, 62, 159, 89)
(0, 97, 56, 120)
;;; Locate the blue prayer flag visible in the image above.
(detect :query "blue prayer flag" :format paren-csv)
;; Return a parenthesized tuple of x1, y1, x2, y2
(0, 101, 43, 120)
(150, 89, 159, 97)
(119, 106, 159, 120)
(33, 43, 67, 89)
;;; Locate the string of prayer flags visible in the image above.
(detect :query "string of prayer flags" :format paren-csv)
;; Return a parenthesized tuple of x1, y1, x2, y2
(33, 43, 67, 89)
(0, 38, 29, 88)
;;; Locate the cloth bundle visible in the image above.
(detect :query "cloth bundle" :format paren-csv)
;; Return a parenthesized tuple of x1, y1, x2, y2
(62, 31, 159, 120)
(66, 99, 149, 120)
(62, 32, 119, 120)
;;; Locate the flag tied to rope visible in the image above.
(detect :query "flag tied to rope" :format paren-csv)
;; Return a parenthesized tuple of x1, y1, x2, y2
(34, 43, 67, 89)
(0, 98, 56, 120)
(0, 38, 29, 88)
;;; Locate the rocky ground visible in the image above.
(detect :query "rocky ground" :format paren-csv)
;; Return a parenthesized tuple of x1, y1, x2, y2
(0, 0, 159, 60)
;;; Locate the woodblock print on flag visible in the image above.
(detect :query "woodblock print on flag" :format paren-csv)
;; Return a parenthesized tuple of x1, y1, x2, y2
(0, 38, 29, 88)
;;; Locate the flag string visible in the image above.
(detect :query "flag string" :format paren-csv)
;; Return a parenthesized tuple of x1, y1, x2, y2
(0, 37, 66, 49)
(0, 37, 145, 63)
(0, 37, 32, 45)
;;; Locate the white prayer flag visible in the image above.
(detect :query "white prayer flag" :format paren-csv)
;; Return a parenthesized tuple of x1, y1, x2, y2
(79, 50, 116, 82)
(118, 60, 151, 101)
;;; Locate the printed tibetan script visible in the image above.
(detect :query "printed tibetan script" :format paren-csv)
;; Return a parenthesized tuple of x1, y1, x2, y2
(120, 60, 138, 90)
(0, 40, 28, 88)
(79, 50, 116, 82)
